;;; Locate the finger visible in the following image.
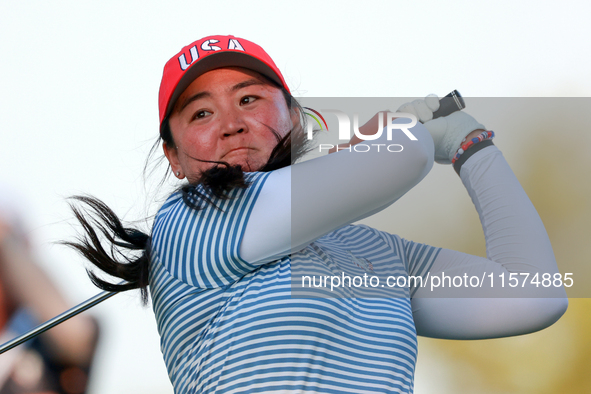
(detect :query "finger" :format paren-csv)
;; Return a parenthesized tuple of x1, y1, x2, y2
(425, 94, 440, 112)
(412, 99, 434, 123)
(397, 102, 418, 118)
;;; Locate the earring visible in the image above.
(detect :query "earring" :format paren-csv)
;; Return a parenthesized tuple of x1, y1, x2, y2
(176, 171, 180, 177)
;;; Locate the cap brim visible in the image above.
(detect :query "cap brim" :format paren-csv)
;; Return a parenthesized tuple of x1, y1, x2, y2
(165, 51, 285, 121)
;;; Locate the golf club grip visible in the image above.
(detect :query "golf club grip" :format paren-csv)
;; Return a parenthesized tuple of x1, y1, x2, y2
(432, 90, 465, 119)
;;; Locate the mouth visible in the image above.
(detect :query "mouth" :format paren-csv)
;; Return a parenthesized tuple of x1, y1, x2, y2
(221, 147, 257, 163)
(225, 147, 253, 156)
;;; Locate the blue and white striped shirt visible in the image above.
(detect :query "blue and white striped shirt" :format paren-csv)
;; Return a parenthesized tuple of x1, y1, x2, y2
(149, 172, 439, 394)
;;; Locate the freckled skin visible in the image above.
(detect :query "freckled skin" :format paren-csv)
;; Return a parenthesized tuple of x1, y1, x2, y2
(164, 67, 294, 182)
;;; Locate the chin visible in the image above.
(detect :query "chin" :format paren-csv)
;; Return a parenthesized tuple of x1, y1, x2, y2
(227, 157, 265, 173)
(238, 161, 263, 172)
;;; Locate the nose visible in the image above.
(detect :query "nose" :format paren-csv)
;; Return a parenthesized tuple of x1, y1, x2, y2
(220, 106, 248, 138)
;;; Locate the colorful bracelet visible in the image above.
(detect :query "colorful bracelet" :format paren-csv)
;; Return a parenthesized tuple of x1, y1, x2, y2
(451, 130, 495, 164)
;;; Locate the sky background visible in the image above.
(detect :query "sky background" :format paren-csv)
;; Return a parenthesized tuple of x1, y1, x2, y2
(1, 1, 589, 393)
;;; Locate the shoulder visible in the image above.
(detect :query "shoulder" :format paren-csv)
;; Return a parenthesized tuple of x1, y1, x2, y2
(323, 225, 440, 273)
(325, 224, 404, 244)
(318, 224, 406, 258)
(154, 172, 271, 225)
(149, 172, 274, 287)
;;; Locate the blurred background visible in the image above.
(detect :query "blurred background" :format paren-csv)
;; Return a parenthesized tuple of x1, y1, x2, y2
(0, 0, 589, 393)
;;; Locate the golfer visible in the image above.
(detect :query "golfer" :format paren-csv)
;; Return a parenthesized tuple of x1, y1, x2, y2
(68, 35, 568, 394)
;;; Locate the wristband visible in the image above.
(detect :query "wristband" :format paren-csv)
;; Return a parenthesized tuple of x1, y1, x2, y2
(453, 139, 495, 176)
(452, 131, 495, 164)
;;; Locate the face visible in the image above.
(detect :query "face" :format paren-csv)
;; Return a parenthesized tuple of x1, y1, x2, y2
(164, 67, 294, 182)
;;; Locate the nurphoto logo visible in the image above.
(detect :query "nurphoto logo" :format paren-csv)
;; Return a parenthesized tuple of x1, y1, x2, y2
(303, 109, 419, 153)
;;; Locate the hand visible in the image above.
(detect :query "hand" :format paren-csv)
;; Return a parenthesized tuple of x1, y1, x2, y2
(397, 94, 440, 123)
(397, 95, 486, 164)
(424, 112, 486, 164)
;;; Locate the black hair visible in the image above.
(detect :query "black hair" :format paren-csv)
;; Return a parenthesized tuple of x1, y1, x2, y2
(65, 85, 312, 305)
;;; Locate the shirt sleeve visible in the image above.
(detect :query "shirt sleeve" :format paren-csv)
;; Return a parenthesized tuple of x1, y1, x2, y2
(150, 172, 271, 288)
(410, 145, 568, 339)
(363, 228, 442, 298)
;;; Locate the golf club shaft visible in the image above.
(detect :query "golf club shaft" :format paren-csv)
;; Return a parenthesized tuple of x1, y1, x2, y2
(0, 287, 118, 355)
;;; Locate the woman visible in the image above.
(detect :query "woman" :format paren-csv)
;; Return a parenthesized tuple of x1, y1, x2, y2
(69, 35, 568, 393)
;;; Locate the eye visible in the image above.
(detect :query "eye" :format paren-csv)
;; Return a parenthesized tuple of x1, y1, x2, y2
(192, 109, 212, 120)
(240, 96, 257, 105)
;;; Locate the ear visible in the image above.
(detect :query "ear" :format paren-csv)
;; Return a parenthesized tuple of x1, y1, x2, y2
(162, 142, 184, 179)
(290, 105, 301, 129)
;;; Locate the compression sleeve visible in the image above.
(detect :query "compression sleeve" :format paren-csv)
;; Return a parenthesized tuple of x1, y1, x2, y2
(239, 120, 434, 264)
(411, 145, 568, 339)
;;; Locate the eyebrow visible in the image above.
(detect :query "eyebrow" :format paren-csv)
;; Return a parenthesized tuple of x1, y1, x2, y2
(177, 91, 211, 113)
(230, 78, 266, 92)
(177, 78, 266, 114)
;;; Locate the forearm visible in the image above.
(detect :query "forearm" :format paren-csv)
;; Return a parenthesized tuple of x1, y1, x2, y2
(240, 121, 434, 264)
(411, 145, 567, 339)
(461, 145, 560, 274)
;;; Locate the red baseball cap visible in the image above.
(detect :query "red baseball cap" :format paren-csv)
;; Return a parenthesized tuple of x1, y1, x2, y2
(158, 35, 290, 130)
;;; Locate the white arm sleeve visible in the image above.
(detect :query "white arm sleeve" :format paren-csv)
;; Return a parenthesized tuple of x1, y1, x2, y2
(240, 121, 434, 264)
(411, 145, 568, 339)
